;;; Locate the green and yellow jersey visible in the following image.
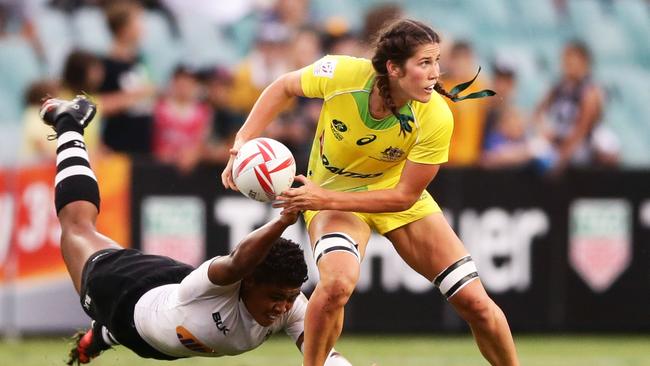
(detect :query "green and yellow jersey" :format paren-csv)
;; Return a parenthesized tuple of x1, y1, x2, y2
(300, 55, 454, 193)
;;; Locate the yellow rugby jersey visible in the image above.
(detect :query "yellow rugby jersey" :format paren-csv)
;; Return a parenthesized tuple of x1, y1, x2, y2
(300, 55, 454, 192)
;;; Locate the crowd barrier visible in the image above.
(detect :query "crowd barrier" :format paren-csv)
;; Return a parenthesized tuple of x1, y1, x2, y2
(1, 157, 648, 334)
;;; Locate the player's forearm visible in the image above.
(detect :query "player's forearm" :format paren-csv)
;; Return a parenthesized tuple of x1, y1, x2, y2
(228, 217, 292, 275)
(236, 76, 295, 142)
(325, 188, 417, 213)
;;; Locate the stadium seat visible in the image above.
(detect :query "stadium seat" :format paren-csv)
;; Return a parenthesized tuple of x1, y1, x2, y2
(32, 8, 73, 76)
(577, 18, 634, 66)
(176, 14, 239, 69)
(140, 11, 181, 85)
(0, 37, 42, 121)
(567, 0, 605, 30)
(70, 7, 112, 55)
(311, 0, 364, 31)
(461, 0, 511, 30)
(507, 0, 559, 31)
(597, 65, 650, 166)
(611, 0, 650, 67)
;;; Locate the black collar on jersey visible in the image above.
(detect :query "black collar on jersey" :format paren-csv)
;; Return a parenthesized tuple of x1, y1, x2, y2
(448, 66, 496, 102)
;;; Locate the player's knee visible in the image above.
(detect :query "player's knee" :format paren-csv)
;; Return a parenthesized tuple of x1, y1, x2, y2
(320, 275, 356, 307)
(58, 202, 97, 231)
(454, 292, 494, 326)
(433, 255, 495, 325)
(60, 219, 96, 242)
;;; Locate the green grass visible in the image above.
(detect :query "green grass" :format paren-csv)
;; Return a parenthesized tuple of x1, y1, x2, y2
(1, 334, 648, 366)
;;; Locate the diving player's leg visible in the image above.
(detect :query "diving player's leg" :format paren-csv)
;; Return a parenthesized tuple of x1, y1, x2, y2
(385, 212, 519, 366)
(303, 211, 371, 366)
(41, 96, 121, 294)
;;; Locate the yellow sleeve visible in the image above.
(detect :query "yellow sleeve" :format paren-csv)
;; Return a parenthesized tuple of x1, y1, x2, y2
(300, 55, 372, 99)
(407, 97, 454, 165)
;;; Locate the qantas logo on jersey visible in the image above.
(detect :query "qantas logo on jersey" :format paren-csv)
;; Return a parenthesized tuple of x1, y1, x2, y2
(321, 154, 383, 179)
(330, 119, 347, 140)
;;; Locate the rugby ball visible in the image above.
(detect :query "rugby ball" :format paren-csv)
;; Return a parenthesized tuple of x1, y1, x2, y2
(232, 138, 296, 202)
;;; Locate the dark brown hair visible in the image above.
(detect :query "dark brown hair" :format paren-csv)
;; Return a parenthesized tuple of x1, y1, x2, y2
(105, 1, 141, 37)
(371, 19, 455, 123)
(63, 50, 102, 93)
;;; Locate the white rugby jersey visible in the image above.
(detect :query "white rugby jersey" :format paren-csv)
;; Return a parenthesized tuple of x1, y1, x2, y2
(133, 259, 307, 357)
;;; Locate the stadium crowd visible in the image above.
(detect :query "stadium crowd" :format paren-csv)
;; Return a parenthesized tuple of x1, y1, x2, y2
(3, 0, 648, 175)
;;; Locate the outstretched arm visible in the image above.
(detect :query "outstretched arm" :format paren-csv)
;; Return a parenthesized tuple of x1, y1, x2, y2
(221, 70, 305, 190)
(207, 210, 299, 286)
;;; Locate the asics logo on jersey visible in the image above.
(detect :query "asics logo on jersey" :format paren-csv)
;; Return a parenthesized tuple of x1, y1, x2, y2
(321, 154, 383, 179)
(330, 119, 347, 140)
(356, 134, 377, 145)
(212, 312, 230, 336)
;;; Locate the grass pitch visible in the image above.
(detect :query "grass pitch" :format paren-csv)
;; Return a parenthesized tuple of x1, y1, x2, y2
(1, 334, 648, 366)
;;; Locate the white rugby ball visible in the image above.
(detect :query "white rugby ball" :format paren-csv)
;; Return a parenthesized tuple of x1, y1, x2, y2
(232, 138, 296, 202)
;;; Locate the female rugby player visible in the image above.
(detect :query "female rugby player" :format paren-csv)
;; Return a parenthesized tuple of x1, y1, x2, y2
(222, 19, 518, 366)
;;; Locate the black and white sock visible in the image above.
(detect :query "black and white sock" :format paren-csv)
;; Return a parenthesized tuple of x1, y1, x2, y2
(54, 116, 100, 213)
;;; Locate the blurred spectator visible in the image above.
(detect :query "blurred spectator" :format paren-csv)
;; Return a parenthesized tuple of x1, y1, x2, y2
(202, 66, 244, 164)
(161, 0, 253, 27)
(0, 1, 44, 61)
(290, 26, 323, 69)
(19, 79, 60, 162)
(482, 64, 519, 148)
(322, 17, 362, 56)
(264, 0, 310, 30)
(360, 3, 403, 56)
(99, 1, 156, 155)
(533, 40, 618, 173)
(152, 65, 211, 174)
(481, 64, 533, 168)
(264, 26, 324, 172)
(480, 106, 533, 169)
(229, 21, 291, 114)
(60, 49, 105, 155)
(441, 40, 490, 167)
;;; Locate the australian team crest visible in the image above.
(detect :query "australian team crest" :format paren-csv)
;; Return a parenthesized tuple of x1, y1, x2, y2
(379, 146, 405, 162)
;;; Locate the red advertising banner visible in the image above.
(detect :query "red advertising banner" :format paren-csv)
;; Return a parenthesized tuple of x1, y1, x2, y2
(0, 154, 131, 283)
(0, 168, 16, 282)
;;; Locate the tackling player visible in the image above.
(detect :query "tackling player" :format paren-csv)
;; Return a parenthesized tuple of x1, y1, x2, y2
(222, 19, 519, 366)
(39, 96, 350, 366)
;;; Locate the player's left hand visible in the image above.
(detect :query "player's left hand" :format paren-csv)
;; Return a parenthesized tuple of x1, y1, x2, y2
(274, 175, 328, 212)
(277, 207, 300, 226)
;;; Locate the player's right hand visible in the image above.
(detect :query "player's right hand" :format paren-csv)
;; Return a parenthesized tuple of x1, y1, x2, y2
(221, 140, 244, 191)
